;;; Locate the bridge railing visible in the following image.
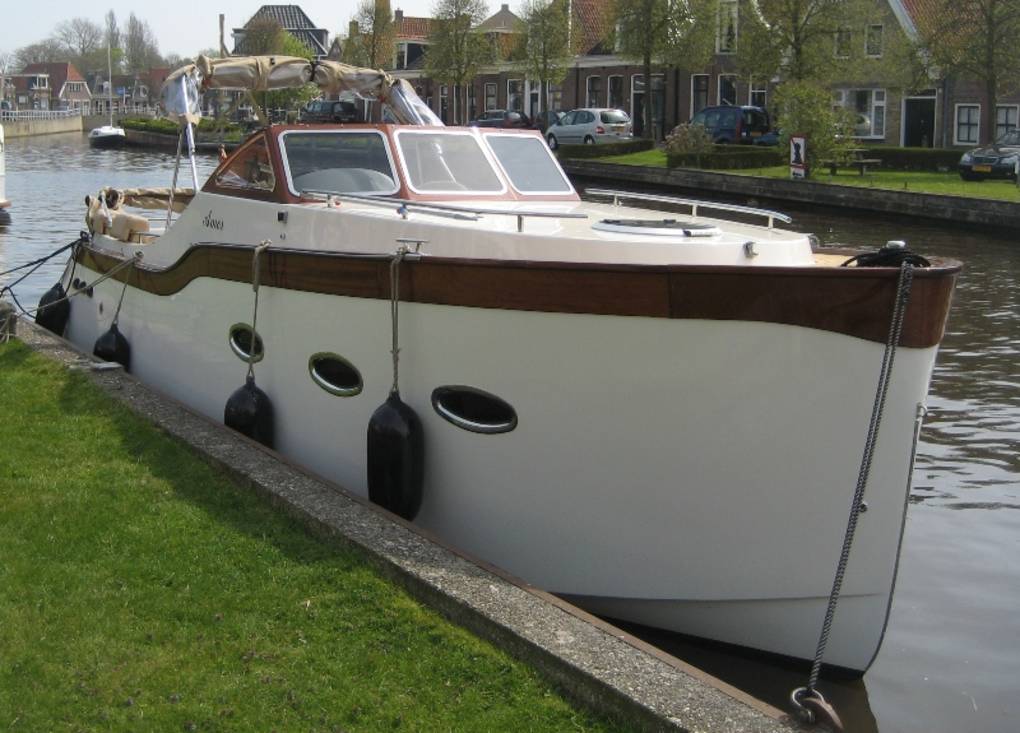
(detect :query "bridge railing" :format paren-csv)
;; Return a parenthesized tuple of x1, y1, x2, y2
(0, 109, 83, 121)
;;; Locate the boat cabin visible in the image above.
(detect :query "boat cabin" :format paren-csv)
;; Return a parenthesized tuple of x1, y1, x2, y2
(203, 124, 581, 204)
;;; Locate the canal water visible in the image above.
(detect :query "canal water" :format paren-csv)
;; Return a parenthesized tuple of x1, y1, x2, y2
(1, 132, 1017, 732)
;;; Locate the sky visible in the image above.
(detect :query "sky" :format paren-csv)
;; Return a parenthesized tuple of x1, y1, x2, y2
(1, 0, 467, 61)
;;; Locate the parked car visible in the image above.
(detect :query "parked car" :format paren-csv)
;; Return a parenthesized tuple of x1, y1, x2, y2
(470, 109, 531, 128)
(299, 98, 360, 124)
(958, 129, 1020, 181)
(546, 108, 633, 149)
(530, 110, 563, 134)
(690, 105, 771, 144)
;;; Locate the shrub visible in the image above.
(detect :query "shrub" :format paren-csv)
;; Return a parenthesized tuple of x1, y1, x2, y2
(664, 124, 713, 157)
(772, 81, 856, 178)
(555, 139, 655, 159)
(861, 146, 962, 171)
(667, 146, 783, 169)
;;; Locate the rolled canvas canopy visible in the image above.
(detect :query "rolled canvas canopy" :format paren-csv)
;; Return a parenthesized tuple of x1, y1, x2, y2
(162, 55, 442, 127)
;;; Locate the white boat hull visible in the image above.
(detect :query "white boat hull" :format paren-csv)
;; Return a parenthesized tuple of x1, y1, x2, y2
(64, 266, 933, 672)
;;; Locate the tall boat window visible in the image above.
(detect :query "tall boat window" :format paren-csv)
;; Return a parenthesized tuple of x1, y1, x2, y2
(280, 130, 398, 195)
(395, 131, 505, 194)
(214, 135, 276, 192)
(485, 134, 572, 194)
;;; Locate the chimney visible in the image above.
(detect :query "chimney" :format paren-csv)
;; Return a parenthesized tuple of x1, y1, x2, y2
(349, 20, 359, 38)
(501, 3, 509, 10)
(395, 9, 404, 23)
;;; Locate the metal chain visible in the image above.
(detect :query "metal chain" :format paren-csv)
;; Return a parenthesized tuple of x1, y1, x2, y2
(792, 262, 915, 724)
(389, 247, 409, 395)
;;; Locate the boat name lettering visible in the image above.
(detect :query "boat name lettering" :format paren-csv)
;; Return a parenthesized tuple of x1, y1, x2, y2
(203, 211, 224, 231)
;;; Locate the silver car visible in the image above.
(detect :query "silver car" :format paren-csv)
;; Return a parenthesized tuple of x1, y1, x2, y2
(546, 108, 633, 149)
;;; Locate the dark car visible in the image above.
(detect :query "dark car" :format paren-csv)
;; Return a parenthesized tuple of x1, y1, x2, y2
(469, 109, 530, 128)
(958, 129, 1020, 181)
(690, 105, 771, 144)
(299, 99, 360, 124)
(531, 110, 563, 134)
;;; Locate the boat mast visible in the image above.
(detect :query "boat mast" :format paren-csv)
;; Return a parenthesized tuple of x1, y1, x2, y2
(106, 44, 114, 127)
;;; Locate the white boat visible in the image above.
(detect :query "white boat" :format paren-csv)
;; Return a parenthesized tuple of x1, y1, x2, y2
(41, 56, 959, 675)
(88, 45, 126, 149)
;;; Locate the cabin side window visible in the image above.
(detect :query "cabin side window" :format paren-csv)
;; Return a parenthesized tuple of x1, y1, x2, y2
(484, 135, 573, 194)
(214, 136, 276, 192)
(395, 131, 504, 194)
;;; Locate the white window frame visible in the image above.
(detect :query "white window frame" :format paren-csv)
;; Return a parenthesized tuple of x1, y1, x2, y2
(586, 75, 603, 108)
(995, 104, 1019, 139)
(865, 24, 884, 58)
(691, 74, 710, 118)
(394, 129, 508, 197)
(484, 82, 497, 111)
(439, 84, 448, 122)
(482, 132, 574, 196)
(278, 129, 400, 198)
(507, 78, 524, 113)
(838, 88, 886, 139)
(718, 74, 738, 106)
(954, 103, 981, 146)
(717, 0, 739, 54)
(834, 29, 851, 59)
(748, 78, 767, 108)
(607, 74, 624, 110)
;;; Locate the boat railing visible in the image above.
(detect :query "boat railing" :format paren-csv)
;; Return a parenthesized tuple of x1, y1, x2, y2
(584, 188, 792, 230)
(301, 189, 587, 232)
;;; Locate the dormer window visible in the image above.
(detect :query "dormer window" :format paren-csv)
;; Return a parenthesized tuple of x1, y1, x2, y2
(866, 24, 883, 57)
(718, 1, 738, 54)
(835, 29, 852, 58)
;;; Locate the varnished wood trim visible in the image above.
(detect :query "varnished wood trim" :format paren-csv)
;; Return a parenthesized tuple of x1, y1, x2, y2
(76, 244, 959, 348)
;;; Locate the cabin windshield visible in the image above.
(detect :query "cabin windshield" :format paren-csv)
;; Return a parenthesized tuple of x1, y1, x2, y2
(395, 131, 504, 194)
(484, 134, 573, 194)
(280, 130, 398, 196)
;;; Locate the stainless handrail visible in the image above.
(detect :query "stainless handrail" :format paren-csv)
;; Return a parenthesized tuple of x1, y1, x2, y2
(584, 188, 792, 230)
(300, 189, 587, 232)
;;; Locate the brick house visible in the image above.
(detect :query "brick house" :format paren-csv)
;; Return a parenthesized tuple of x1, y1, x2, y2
(14, 63, 92, 112)
(233, 5, 330, 59)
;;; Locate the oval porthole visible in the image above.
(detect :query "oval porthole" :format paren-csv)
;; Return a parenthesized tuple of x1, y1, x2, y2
(308, 352, 363, 397)
(228, 323, 264, 363)
(431, 385, 518, 434)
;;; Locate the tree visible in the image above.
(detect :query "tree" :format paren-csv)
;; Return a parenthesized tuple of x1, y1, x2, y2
(346, 0, 396, 69)
(14, 39, 65, 69)
(515, 0, 573, 114)
(918, 0, 1020, 142)
(55, 18, 103, 61)
(614, 0, 716, 138)
(424, 0, 493, 124)
(124, 13, 161, 72)
(772, 80, 855, 176)
(236, 19, 317, 119)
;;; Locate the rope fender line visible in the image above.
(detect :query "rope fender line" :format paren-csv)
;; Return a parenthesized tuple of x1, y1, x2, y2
(791, 261, 916, 729)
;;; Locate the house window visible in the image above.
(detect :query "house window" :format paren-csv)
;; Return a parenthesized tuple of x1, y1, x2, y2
(691, 74, 709, 117)
(632, 74, 665, 138)
(954, 104, 980, 145)
(866, 24, 883, 57)
(546, 82, 562, 112)
(468, 84, 477, 121)
(586, 76, 603, 107)
(440, 85, 448, 123)
(507, 79, 523, 112)
(484, 82, 497, 111)
(719, 75, 738, 106)
(835, 29, 851, 58)
(608, 75, 624, 109)
(749, 78, 767, 108)
(995, 105, 1018, 138)
(837, 89, 885, 138)
(718, 0, 738, 54)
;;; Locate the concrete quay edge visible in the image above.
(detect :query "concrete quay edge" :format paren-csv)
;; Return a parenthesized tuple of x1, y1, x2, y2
(14, 318, 801, 733)
(562, 159, 1020, 231)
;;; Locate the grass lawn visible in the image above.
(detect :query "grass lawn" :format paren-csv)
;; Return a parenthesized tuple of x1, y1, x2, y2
(594, 149, 1020, 202)
(0, 341, 629, 733)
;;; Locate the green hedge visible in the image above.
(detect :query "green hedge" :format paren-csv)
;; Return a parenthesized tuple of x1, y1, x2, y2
(861, 146, 962, 171)
(667, 145, 784, 169)
(121, 117, 243, 136)
(556, 138, 655, 159)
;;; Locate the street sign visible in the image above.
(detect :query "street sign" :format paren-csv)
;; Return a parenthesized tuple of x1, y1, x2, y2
(790, 135, 806, 179)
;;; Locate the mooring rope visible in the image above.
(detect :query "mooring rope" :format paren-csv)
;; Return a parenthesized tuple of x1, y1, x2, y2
(246, 240, 271, 380)
(20, 253, 141, 319)
(791, 262, 915, 727)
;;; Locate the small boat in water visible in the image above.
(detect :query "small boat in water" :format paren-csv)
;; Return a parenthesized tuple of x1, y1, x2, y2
(88, 45, 126, 149)
(40, 56, 959, 675)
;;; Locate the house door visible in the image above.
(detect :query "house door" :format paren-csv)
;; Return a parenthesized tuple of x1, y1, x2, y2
(525, 80, 541, 117)
(904, 97, 936, 147)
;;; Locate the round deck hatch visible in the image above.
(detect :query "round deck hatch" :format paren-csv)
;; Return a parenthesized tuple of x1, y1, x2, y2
(593, 218, 722, 237)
